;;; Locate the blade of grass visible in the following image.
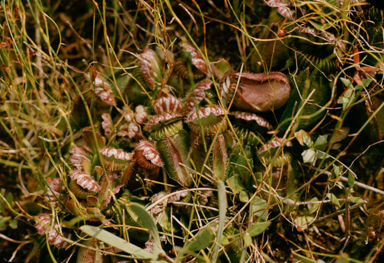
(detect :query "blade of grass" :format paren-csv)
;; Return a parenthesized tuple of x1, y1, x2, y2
(211, 180, 227, 263)
(80, 225, 154, 260)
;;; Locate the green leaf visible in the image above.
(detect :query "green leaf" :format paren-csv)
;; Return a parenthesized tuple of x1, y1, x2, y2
(158, 208, 173, 232)
(175, 226, 214, 261)
(294, 216, 314, 229)
(345, 89, 354, 99)
(338, 96, 349, 105)
(348, 171, 355, 188)
(326, 0, 339, 7)
(82, 159, 92, 175)
(338, 88, 355, 110)
(9, 219, 18, 229)
(279, 71, 331, 131)
(250, 196, 268, 220)
(355, 84, 364, 91)
(307, 197, 320, 214)
(212, 180, 227, 263)
(0, 216, 10, 224)
(227, 175, 246, 194)
(308, 20, 332, 31)
(220, 236, 229, 246)
(239, 191, 249, 203)
(327, 193, 340, 207)
(335, 253, 349, 263)
(362, 78, 373, 88)
(255, 172, 263, 181)
(303, 133, 313, 148)
(232, 150, 254, 186)
(302, 148, 316, 164)
(316, 150, 328, 160)
(349, 197, 364, 203)
(292, 251, 319, 263)
(211, 59, 232, 80)
(0, 198, 4, 213)
(6, 193, 13, 206)
(314, 135, 328, 150)
(0, 216, 10, 231)
(83, 130, 105, 154)
(80, 225, 153, 259)
(187, 227, 214, 251)
(243, 233, 252, 247)
(333, 164, 342, 177)
(340, 78, 353, 89)
(129, 203, 161, 248)
(247, 222, 271, 237)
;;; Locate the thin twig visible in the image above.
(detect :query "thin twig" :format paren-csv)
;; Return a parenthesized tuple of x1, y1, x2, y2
(313, 202, 366, 224)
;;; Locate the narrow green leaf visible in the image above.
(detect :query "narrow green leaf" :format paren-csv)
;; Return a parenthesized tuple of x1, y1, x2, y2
(248, 222, 271, 237)
(0, 203, 4, 214)
(340, 78, 353, 89)
(362, 78, 373, 88)
(307, 197, 320, 214)
(6, 193, 13, 206)
(0, 191, 4, 212)
(292, 251, 319, 263)
(80, 225, 153, 259)
(158, 208, 172, 232)
(211, 180, 227, 263)
(348, 171, 355, 188)
(327, 193, 340, 207)
(333, 164, 342, 177)
(338, 88, 355, 110)
(243, 233, 252, 247)
(240, 249, 248, 263)
(355, 85, 364, 91)
(349, 197, 364, 203)
(129, 203, 161, 248)
(308, 20, 332, 31)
